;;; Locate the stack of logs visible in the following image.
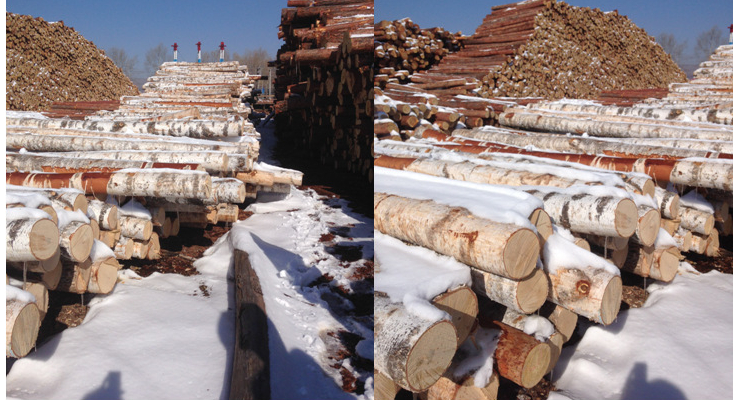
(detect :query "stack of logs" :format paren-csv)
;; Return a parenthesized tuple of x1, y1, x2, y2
(42, 101, 121, 120)
(274, 0, 374, 181)
(373, 44, 732, 400)
(6, 12, 139, 111)
(6, 61, 304, 358)
(477, 0, 687, 98)
(374, 18, 463, 79)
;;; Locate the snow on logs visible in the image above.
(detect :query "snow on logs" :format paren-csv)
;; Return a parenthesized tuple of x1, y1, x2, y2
(374, 193, 540, 280)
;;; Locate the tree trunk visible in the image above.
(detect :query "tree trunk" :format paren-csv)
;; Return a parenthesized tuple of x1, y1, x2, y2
(213, 178, 248, 204)
(374, 292, 458, 392)
(374, 192, 540, 280)
(653, 186, 679, 219)
(545, 266, 622, 326)
(678, 206, 715, 235)
(431, 286, 478, 347)
(57, 258, 92, 294)
(8, 279, 49, 321)
(87, 200, 119, 230)
(6, 216, 60, 262)
(489, 321, 551, 389)
(87, 256, 120, 294)
(46, 150, 231, 174)
(114, 237, 134, 260)
(650, 246, 680, 282)
(470, 268, 548, 314)
(6, 299, 40, 358)
(119, 216, 153, 241)
(59, 222, 94, 263)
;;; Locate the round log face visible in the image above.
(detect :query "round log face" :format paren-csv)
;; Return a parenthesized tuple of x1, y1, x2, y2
(8, 302, 41, 358)
(503, 228, 540, 279)
(521, 342, 551, 388)
(406, 321, 457, 392)
(69, 224, 94, 262)
(517, 268, 548, 314)
(29, 219, 61, 261)
(432, 287, 478, 347)
(600, 276, 622, 326)
(614, 199, 638, 238)
(638, 208, 661, 246)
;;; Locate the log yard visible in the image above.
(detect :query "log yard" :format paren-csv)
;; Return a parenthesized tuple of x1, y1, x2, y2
(4, 0, 734, 399)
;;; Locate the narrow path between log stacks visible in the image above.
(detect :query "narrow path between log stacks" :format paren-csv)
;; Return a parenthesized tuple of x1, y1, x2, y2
(6, 119, 374, 400)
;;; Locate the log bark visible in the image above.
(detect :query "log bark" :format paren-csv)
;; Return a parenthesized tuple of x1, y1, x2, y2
(59, 222, 94, 263)
(374, 192, 540, 280)
(6, 216, 60, 262)
(470, 268, 548, 314)
(374, 292, 458, 392)
(489, 321, 551, 389)
(650, 246, 680, 282)
(545, 266, 622, 326)
(114, 237, 134, 260)
(119, 216, 153, 241)
(526, 190, 638, 238)
(45, 150, 231, 174)
(85, 255, 121, 294)
(431, 286, 478, 347)
(57, 258, 92, 294)
(6, 299, 40, 358)
(678, 206, 715, 235)
(8, 279, 49, 321)
(653, 186, 679, 219)
(213, 178, 248, 204)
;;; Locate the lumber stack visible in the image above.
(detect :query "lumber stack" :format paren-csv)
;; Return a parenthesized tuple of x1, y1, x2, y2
(6, 12, 139, 111)
(274, 0, 374, 181)
(374, 18, 463, 78)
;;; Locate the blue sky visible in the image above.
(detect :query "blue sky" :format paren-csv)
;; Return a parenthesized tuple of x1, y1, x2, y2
(6, 0, 286, 79)
(375, 0, 733, 64)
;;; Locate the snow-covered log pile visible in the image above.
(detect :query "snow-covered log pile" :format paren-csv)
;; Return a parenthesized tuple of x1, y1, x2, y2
(274, 0, 374, 181)
(642, 45, 733, 111)
(475, 0, 686, 98)
(373, 18, 463, 79)
(6, 13, 139, 112)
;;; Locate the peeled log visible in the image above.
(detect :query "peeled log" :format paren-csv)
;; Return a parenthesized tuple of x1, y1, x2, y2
(471, 267, 548, 315)
(374, 292, 457, 392)
(59, 222, 94, 263)
(546, 266, 622, 326)
(374, 193, 540, 280)
(87, 257, 121, 294)
(431, 286, 478, 347)
(6, 300, 41, 358)
(119, 216, 153, 241)
(7, 217, 60, 262)
(527, 190, 638, 238)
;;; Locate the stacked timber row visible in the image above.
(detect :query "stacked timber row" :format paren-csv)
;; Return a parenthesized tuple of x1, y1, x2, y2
(6, 187, 123, 358)
(274, 0, 374, 181)
(373, 18, 463, 79)
(6, 12, 139, 111)
(42, 101, 121, 120)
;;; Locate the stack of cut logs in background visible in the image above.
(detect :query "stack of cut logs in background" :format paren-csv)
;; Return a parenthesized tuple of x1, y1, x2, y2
(373, 35, 732, 400)
(374, 18, 463, 79)
(273, 0, 374, 181)
(6, 12, 139, 111)
(6, 61, 304, 358)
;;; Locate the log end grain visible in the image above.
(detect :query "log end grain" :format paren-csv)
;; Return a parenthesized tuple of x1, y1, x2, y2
(6, 301, 41, 358)
(517, 268, 548, 314)
(88, 257, 121, 294)
(503, 228, 540, 279)
(637, 208, 661, 246)
(432, 286, 479, 347)
(600, 275, 622, 326)
(406, 321, 458, 392)
(29, 218, 61, 262)
(529, 208, 553, 241)
(614, 199, 638, 238)
(67, 223, 95, 262)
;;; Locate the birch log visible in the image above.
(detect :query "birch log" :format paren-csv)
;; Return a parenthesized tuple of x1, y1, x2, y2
(87, 257, 121, 294)
(6, 299, 40, 358)
(539, 302, 578, 341)
(470, 268, 548, 314)
(7, 216, 60, 262)
(45, 151, 231, 174)
(8, 279, 49, 321)
(87, 201, 119, 232)
(650, 247, 681, 282)
(114, 237, 135, 260)
(678, 206, 715, 235)
(59, 222, 94, 263)
(421, 362, 500, 400)
(526, 190, 638, 238)
(622, 243, 654, 278)
(213, 178, 248, 204)
(57, 259, 92, 294)
(633, 205, 661, 246)
(119, 216, 153, 241)
(653, 186, 679, 219)
(6, 153, 202, 174)
(489, 321, 551, 389)
(374, 292, 458, 392)
(374, 192, 540, 280)
(374, 371, 400, 400)
(546, 266, 622, 326)
(431, 286, 478, 347)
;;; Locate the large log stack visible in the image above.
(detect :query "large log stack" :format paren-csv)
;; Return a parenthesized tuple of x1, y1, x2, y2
(374, 42, 732, 400)
(6, 13, 139, 111)
(273, 0, 374, 181)
(476, 0, 686, 98)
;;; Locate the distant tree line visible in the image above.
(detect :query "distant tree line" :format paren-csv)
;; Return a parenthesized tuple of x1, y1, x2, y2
(656, 25, 728, 77)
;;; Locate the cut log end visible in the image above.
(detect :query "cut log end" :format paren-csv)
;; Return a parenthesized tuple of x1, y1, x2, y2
(614, 199, 638, 238)
(67, 223, 95, 262)
(432, 286, 478, 347)
(28, 219, 61, 262)
(600, 276, 623, 325)
(7, 300, 41, 358)
(637, 208, 661, 246)
(529, 208, 553, 240)
(521, 341, 551, 389)
(406, 321, 458, 392)
(517, 268, 548, 314)
(503, 228, 540, 279)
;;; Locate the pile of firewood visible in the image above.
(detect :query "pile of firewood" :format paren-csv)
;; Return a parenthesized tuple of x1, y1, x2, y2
(6, 12, 139, 111)
(273, 0, 374, 181)
(374, 18, 463, 78)
(476, 0, 686, 98)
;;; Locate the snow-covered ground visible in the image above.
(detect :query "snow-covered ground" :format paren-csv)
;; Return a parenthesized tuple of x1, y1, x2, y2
(549, 264, 732, 400)
(6, 121, 374, 400)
